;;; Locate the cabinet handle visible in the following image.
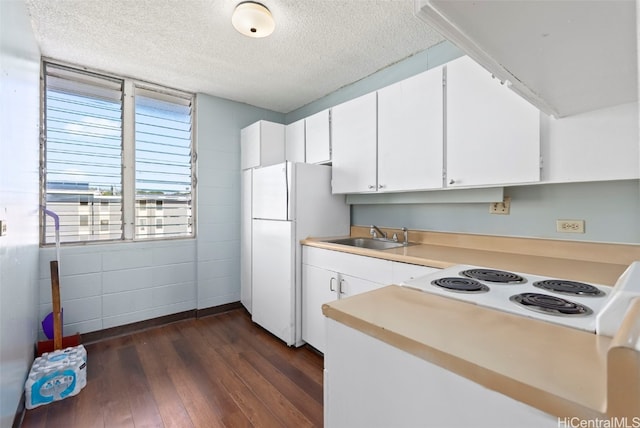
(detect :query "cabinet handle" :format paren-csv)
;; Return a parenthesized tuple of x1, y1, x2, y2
(368, 185, 375, 189)
(449, 179, 455, 185)
(329, 277, 336, 292)
(378, 184, 385, 189)
(339, 278, 346, 295)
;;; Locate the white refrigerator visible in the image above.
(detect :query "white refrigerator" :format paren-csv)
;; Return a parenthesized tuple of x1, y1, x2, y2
(251, 161, 350, 346)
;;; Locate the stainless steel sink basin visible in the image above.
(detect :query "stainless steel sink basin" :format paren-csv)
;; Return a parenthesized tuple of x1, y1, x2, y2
(325, 237, 408, 250)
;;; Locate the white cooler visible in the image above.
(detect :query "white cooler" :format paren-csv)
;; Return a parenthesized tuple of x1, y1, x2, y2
(25, 345, 87, 409)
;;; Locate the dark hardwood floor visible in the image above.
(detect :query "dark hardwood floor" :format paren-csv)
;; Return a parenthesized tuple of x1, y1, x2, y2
(21, 309, 324, 428)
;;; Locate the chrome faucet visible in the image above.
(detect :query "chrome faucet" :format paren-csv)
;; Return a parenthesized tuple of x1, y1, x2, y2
(392, 227, 409, 245)
(370, 225, 387, 240)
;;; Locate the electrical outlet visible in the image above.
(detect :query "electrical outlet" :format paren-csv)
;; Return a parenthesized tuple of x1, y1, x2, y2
(556, 219, 585, 233)
(0, 220, 6, 236)
(489, 196, 511, 215)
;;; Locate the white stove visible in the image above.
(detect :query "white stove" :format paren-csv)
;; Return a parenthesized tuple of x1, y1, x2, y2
(402, 262, 640, 335)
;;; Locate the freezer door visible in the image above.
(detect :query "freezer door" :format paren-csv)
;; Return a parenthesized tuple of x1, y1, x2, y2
(251, 219, 295, 345)
(252, 162, 293, 221)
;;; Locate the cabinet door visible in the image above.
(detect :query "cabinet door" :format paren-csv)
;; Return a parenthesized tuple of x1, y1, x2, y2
(240, 121, 285, 170)
(378, 67, 444, 191)
(339, 274, 383, 298)
(240, 122, 260, 170)
(285, 118, 305, 163)
(446, 56, 540, 187)
(541, 102, 639, 183)
(331, 92, 378, 194)
(302, 264, 338, 353)
(305, 109, 331, 164)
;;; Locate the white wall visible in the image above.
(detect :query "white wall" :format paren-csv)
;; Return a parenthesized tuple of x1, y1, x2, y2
(0, 0, 42, 425)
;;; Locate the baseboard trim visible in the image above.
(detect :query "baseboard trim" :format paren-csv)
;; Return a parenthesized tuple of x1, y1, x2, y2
(196, 301, 243, 318)
(82, 301, 242, 345)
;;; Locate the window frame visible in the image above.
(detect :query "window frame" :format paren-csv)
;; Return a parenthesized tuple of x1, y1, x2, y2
(40, 59, 197, 246)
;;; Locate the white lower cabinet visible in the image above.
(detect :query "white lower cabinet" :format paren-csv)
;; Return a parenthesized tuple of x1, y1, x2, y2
(324, 319, 556, 428)
(302, 246, 440, 353)
(302, 246, 393, 353)
(302, 264, 340, 353)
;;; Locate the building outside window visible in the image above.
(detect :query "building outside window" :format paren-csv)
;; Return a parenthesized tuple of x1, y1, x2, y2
(40, 62, 196, 245)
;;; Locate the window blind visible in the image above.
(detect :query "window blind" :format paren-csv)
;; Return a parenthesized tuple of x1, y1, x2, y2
(43, 63, 124, 244)
(41, 62, 195, 245)
(134, 88, 193, 239)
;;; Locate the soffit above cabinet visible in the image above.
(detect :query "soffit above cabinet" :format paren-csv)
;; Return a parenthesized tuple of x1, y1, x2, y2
(415, 0, 638, 118)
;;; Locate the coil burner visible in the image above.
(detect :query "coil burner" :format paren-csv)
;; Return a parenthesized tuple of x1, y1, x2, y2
(510, 292, 593, 317)
(431, 277, 490, 293)
(461, 268, 526, 284)
(533, 280, 605, 297)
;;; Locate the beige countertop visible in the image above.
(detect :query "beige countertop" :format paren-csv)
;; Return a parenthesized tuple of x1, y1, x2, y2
(322, 286, 640, 419)
(308, 227, 640, 417)
(304, 226, 640, 285)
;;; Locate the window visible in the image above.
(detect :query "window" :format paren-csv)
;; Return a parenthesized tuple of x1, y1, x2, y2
(41, 62, 195, 245)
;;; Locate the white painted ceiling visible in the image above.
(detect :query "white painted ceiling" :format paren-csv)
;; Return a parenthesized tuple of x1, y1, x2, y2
(24, 0, 445, 113)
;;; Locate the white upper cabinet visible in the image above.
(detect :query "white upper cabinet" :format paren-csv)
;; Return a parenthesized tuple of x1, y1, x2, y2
(541, 102, 639, 183)
(331, 92, 378, 194)
(285, 118, 305, 163)
(378, 66, 444, 191)
(445, 56, 540, 187)
(305, 109, 332, 164)
(240, 120, 285, 170)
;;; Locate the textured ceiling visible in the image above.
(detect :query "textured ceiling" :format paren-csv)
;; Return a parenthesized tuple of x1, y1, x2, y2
(24, 0, 445, 113)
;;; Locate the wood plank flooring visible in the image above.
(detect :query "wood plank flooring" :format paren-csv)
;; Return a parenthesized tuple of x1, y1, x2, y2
(21, 309, 324, 428)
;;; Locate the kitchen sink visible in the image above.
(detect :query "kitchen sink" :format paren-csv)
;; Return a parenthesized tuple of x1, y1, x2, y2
(325, 237, 409, 250)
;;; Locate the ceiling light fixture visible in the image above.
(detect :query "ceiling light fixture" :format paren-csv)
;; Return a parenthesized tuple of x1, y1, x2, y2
(232, 2, 275, 38)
